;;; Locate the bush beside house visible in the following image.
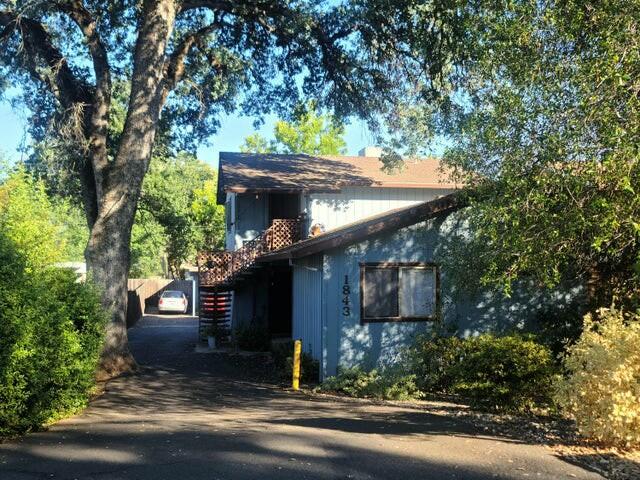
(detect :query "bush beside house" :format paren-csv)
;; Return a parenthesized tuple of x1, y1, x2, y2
(409, 333, 558, 412)
(555, 308, 640, 448)
(0, 236, 106, 436)
(0, 169, 106, 436)
(320, 366, 421, 401)
(321, 320, 640, 449)
(320, 333, 556, 411)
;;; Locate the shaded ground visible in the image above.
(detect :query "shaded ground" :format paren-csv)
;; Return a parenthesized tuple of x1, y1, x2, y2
(0, 315, 604, 479)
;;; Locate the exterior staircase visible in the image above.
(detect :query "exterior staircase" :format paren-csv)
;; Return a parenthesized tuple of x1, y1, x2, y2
(196, 218, 301, 342)
(197, 218, 301, 288)
(198, 289, 232, 342)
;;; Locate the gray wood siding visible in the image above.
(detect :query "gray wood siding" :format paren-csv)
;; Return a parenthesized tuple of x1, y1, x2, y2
(233, 193, 269, 250)
(292, 255, 323, 361)
(308, 186, 454, 234)
(321, 220, 437, 378)
(320, 213, 580, 378)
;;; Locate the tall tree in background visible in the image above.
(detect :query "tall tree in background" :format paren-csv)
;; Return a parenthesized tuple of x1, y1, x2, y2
(0, 0, 438, 376)
(241, 103, 347, 155)
(137, 152, 224, 278)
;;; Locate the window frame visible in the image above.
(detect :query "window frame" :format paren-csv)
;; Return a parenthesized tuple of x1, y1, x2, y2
(359, 262, 440, 323)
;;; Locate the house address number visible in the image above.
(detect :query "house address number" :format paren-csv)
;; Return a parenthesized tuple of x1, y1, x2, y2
(342, 275, 351, 316)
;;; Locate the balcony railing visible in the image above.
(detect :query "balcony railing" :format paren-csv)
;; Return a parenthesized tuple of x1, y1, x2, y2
(198, 218, 301, 287)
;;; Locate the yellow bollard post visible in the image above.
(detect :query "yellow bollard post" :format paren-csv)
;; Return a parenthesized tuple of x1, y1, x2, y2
(292, 339, 302, 390)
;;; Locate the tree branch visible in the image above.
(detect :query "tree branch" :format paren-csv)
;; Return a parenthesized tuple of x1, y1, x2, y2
(161, 22, 218, 103)
(54, 1, 110, 100)
(54, 1, 112, 203)
(0, 10, 91, 108)
(179, 0, 228, 13)
(0, 9, 99, 225)
(177, 0, 361, 98)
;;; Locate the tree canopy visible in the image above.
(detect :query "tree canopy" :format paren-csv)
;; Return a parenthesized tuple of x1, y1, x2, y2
(241, 103, 347, 155)
(379, 0, 640, 309)
(0, 167, 64, 270)
(135, 152, 224, 278)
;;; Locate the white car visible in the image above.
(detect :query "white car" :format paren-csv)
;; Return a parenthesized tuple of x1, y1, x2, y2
(158, 290, 189, 314)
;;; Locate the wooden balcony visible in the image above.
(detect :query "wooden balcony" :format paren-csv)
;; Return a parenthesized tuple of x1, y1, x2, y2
(198, 218, 301, 288)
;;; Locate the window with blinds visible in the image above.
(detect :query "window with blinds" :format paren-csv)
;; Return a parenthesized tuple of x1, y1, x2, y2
(360, 263, 439, 322)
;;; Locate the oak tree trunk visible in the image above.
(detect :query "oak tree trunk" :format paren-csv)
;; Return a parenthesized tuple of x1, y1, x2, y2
(86, 199, 137, 379)
(86, 0, 177, 379)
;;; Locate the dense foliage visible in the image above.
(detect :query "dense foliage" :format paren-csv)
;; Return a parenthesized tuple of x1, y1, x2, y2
(321, 333, 557, 412)
(319, 366, 421, 401)
(408, 334, 557, 412)
(555, 308, 640, 448)
(241, 103, 347, 155)
(133, 153, 224, 277)
(0, 253, 106, 435)
(380, 1, 640, 309)
(0, 168, 85, 267)
(0, 168, 106, 435)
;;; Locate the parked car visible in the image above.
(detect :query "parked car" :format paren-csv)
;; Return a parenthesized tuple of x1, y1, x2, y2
(158, 290, 189, 314)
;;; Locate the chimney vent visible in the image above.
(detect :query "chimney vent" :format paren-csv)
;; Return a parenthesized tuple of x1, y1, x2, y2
(358, 146, 383, 158)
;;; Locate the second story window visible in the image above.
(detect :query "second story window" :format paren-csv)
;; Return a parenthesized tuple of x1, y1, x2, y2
(360, 262, 439, 323)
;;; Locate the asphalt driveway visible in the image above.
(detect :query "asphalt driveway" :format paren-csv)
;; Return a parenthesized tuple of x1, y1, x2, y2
(0, 315, 603, 480)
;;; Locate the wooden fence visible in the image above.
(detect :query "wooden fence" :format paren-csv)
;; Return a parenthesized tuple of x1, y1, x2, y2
(126, 278, 195, 327)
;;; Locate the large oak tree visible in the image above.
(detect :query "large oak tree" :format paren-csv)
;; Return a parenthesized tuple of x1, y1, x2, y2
(0, 0, 446, 377)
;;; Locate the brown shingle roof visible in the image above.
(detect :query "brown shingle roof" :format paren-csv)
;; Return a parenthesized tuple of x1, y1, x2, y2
(217, 152, 460, 203)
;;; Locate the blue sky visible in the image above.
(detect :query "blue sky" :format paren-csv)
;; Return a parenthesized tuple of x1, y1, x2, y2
(0, 101, 377, 169)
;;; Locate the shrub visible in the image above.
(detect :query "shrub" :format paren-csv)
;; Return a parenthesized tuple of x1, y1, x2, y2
(407, 335, 466, 393)
(233, 323, 271, 351)
(0, 235, 106, 436)
(271, 341, 320, 384)
(408, 333, 557, 412)
(534, 301, 586, 357)
(554, 308, 640, 448)
(320, 366, 422, 401)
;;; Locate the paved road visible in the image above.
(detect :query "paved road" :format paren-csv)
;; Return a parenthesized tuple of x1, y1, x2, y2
(0, 316, 603, 480)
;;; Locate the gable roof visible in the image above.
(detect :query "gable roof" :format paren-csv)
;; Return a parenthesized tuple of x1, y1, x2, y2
(217, 152, 460, 203)
(258, 193, 464, 262)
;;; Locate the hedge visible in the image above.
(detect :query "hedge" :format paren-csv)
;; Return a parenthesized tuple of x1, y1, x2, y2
(320, 333, 558, 412)
(408, 333, 558, 411)
(0, 235, 106, 436)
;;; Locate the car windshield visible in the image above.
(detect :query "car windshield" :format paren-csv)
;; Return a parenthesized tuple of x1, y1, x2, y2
(162, 291, 183, 298)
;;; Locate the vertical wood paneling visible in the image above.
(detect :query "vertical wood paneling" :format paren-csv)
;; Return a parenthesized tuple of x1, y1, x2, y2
(320, 221, 441, 378)
(308, 187, 455, 232)
(233, 193, 268, 249)
(292, 255, 323, 360)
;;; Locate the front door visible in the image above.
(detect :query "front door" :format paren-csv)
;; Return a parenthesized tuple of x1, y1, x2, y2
(268, 266, 292, 338)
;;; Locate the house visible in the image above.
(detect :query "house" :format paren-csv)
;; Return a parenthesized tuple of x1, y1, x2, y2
(199, 148, 567, 379)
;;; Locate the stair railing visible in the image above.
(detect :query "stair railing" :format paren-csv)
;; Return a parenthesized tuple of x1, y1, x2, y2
(198, 217, 301, 287)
